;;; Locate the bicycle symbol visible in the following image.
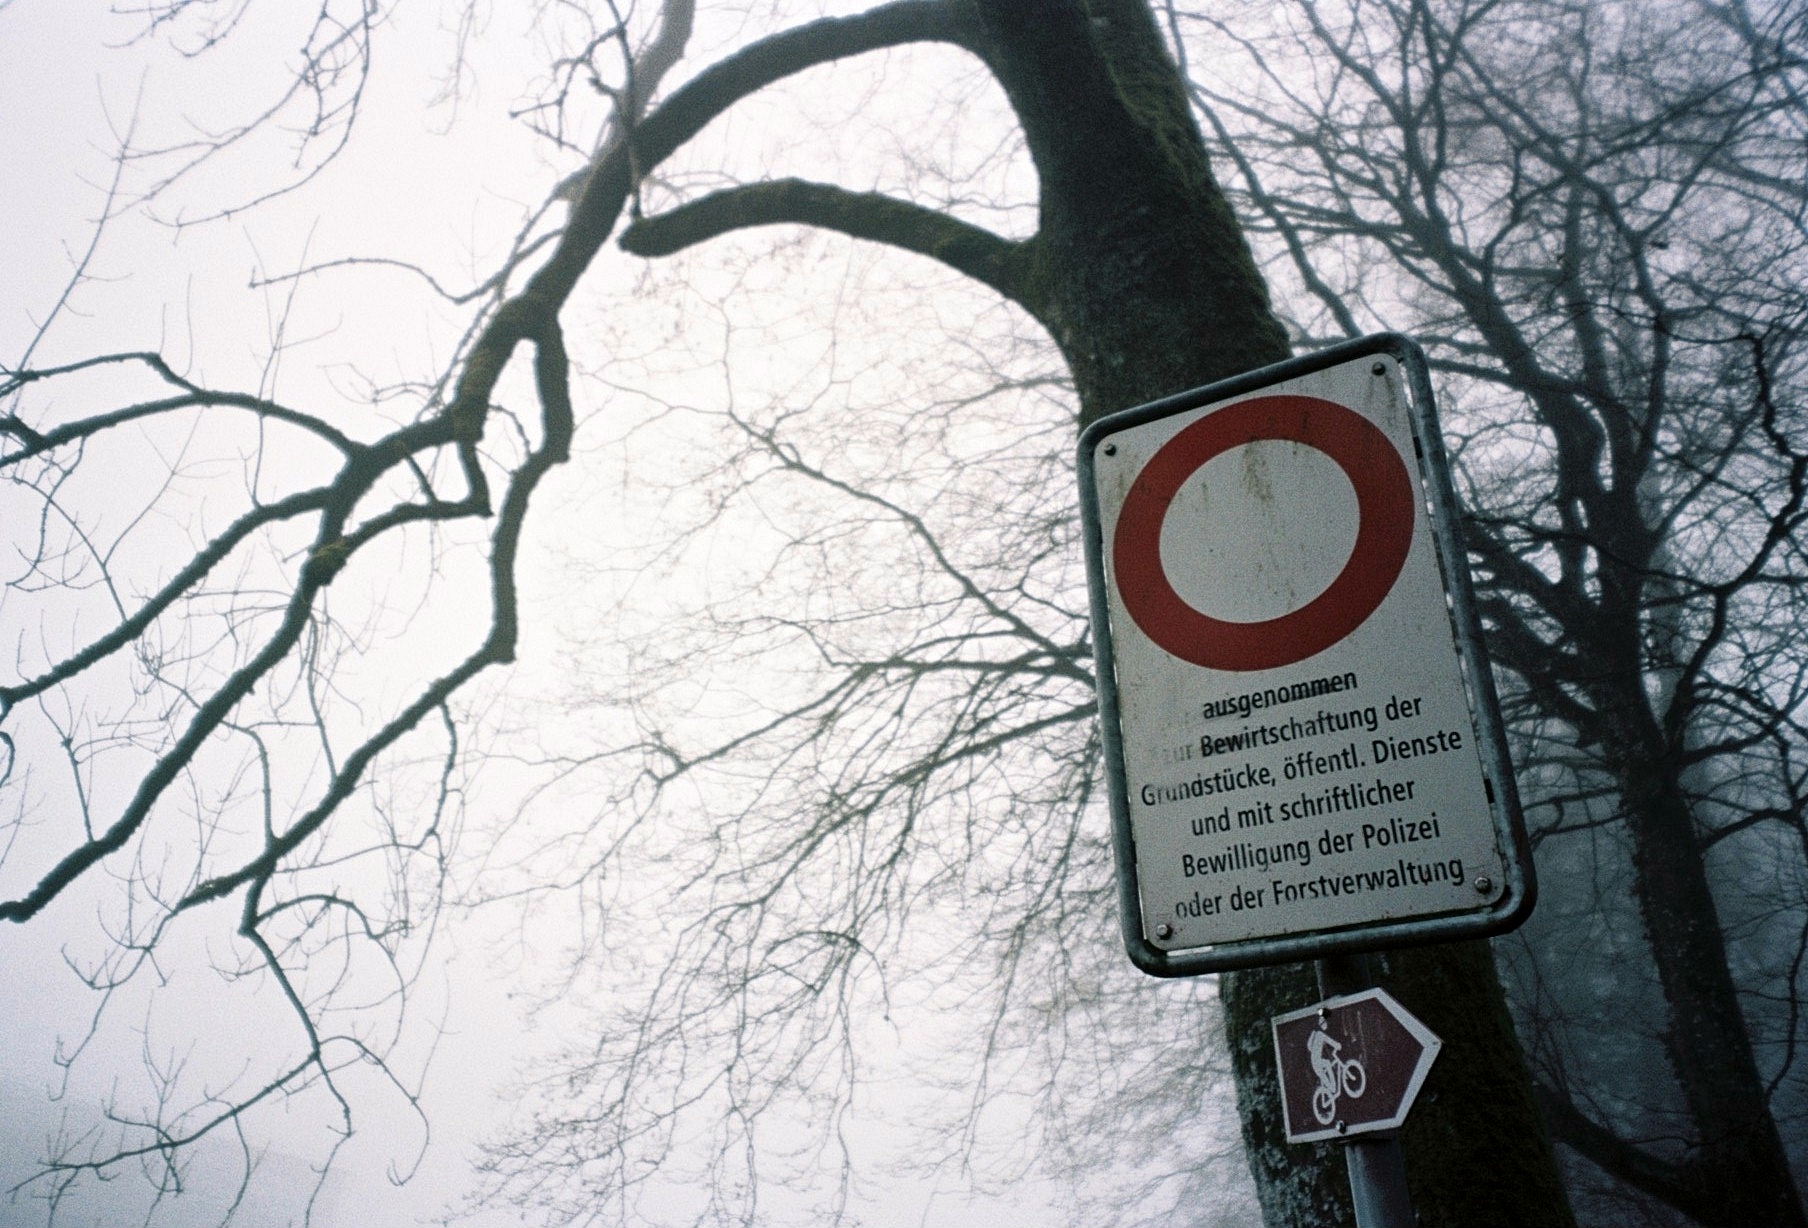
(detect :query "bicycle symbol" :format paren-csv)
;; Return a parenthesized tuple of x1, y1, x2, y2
(1307, 1023, 1367, 1125)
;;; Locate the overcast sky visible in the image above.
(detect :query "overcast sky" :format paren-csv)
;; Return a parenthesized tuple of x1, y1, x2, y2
(0, 5, 1102, 1224)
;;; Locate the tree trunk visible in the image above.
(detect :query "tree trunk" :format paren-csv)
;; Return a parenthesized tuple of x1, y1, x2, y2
(1220, 943, 1574, 1228)
(1611, 707, 1805, 1227)
(1526, 486, 1804, 1223)
(615, 3, 1583, 1219)
(967, 3, 1576, 1223)
(966, 0, 1288, 427)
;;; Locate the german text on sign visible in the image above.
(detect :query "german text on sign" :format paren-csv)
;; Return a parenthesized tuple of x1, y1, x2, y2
(1077, 336, 1532, 974)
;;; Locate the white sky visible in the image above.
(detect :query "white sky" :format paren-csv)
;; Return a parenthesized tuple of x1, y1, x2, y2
(1, 7, 554, 1222)
(0, 4, 1131, 1225)
(3, 5, 1770, 1225)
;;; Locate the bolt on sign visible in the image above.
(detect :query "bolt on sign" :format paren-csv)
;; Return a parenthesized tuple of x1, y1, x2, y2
(1077, 335, 1533, 974)
(1271, 989, 1441, 1143)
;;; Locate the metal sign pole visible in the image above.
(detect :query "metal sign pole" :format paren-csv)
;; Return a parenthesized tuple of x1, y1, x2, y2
(1316, 953, 1416, 1228)
(1075, 340, 1504, 1225)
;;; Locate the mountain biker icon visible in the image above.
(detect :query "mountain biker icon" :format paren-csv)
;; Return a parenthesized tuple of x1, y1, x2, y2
(1271, 988, 1441, 1144)
(1307, 1021, 1369, 1124)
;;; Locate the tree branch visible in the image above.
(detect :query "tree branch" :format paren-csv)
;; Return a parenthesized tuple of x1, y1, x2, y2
(621, 178, 1037, 314)
(535, 0, 978, 306)
(1534, 1081, 1717, 1225)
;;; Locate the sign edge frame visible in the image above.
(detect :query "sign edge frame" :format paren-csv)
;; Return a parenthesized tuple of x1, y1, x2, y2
(1076, 333, 1536, 977)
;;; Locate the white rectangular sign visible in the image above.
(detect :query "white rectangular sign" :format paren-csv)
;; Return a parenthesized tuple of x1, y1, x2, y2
(1078, 337, 1531, 974)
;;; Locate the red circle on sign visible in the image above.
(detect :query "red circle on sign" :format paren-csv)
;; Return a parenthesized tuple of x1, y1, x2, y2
(1112, 395, 1415, 672)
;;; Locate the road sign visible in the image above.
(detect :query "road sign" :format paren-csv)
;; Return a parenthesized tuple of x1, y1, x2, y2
(1077, 335, 1532, 974)
(1272, 988, 1441, 1143)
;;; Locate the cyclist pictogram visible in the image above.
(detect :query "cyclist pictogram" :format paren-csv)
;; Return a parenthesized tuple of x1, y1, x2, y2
(1306, 1020, 1367, 1124)
(1272, 987, 1441, 1144)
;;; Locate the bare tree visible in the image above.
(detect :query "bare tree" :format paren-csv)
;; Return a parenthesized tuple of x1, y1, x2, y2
(1167, 0, 1808, 1222)
(453, 2, 1568, 1224)
(1, 0, 691, 1218)
(6, 0, 1693, 1225)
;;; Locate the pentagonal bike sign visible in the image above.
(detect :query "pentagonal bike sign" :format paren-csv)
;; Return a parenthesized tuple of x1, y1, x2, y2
(1271, 988, 1440, 1143)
